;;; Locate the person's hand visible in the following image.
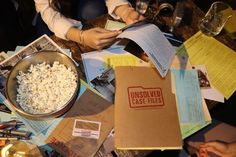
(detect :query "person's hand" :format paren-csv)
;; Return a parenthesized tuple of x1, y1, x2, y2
(114, 5, 144, 25)
(81, 27, 121, 50)
(123, 9, 145, 25)
(196, 141, 236, 157)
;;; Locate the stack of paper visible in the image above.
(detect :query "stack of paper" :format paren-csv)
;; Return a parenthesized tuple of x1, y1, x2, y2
(177, 31, 236, 99)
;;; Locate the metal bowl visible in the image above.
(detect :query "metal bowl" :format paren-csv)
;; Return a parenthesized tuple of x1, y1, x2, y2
(5, 51, 80, 119)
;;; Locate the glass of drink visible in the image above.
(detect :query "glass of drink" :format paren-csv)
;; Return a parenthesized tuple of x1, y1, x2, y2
(136, 0, 150, 15)
(1, 141, 31, 157)
(198, 1, 232, 37)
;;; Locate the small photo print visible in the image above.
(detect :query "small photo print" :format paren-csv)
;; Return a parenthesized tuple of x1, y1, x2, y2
(192, 65, 211, 89)
(90, 68, 115, 103)
(72, 119, 101, 139)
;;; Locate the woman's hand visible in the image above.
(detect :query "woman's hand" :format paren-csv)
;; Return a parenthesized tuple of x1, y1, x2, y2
(196, 141, 236, 157)
(123, 8, 145, 24)
(66, 27, 121, 50)
(114, 5, 144, 25)
(82, 27, 121, 50)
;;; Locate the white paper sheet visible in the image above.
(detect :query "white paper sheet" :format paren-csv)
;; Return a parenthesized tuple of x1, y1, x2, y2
(117, 24, 176, 77)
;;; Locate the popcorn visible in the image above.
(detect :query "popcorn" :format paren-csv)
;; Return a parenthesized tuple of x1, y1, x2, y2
(16, 61, 77, 114)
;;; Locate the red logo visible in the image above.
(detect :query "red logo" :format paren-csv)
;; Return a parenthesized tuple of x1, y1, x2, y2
(127, 86, 164, 108)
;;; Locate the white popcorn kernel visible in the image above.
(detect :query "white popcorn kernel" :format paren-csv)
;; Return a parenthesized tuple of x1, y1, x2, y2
(16, 61, 77, 114)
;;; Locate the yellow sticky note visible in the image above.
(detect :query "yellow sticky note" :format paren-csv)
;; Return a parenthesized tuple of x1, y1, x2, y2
(103, 54, 149, 69)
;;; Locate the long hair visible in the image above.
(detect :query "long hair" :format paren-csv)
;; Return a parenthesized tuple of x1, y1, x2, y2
(50, 0, 72, 17)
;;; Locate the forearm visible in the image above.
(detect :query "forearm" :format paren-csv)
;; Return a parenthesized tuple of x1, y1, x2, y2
(34, 0, 82, 39)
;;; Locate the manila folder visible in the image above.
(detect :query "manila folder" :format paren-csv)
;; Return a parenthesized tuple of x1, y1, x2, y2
(114, 66, 182, 150)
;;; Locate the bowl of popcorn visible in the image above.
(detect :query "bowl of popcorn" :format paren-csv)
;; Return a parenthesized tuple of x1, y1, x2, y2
(5, 51, 80, 119)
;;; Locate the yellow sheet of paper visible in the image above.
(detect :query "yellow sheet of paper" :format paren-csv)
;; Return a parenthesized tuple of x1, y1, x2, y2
(177, 32, 236, 99)
(103, 54, 149, 69)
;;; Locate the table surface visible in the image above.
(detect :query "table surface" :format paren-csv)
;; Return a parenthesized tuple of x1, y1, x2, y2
(50, 0, 235, 108)
(50, 1, 236, 156)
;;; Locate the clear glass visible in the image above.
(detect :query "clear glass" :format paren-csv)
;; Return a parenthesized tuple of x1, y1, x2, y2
(136, 0, 150, 14)
(199, 1, 233, 36)
(1, 141, 31, 157)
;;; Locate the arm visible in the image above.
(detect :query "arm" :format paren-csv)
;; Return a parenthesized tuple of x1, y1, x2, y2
(34, 0, 141, 50)
(34, 0, 82, 40)
(67, 1, 144, 49)
(34, 0, 121, 50)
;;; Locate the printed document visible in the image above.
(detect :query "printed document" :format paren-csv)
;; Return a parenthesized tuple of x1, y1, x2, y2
(177, 32, 236, 99)
(172, 69, 205, 124)
(118, 24, 176, 77)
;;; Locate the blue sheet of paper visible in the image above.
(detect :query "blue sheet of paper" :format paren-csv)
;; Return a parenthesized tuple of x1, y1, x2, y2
(172, 69, 205, 124)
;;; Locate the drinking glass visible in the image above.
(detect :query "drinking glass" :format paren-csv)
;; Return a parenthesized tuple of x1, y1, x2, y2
(198, 1, 232, 36)
(1, 141, 31, 157)
(136, 0, 150, 14)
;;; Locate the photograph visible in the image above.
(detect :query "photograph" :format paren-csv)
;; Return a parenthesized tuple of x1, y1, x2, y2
(90, 68, 115, 103)
(192, 65, 211, 89)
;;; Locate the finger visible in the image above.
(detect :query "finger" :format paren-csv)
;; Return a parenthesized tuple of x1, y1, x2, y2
(99, 37, 117, 44)
(98, 31, 121, 39)
(96, 39, 117, 50)
(126, 12, 145, 24)
(199, 144, 208, 148)
(203, 141, 220, 147)
(130, 11, 143, 21)
(94, 27, 121, 34)
(95, 44, 108, 50)
(93, 27, 111, 33)
(196, 151, 208, 157)
(126, 12, 140, 24)
(98, 41, 114, 49)
(196, 151, 201, 157)
(203, 141, 227, 149)
(205, 147, 225, 157)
